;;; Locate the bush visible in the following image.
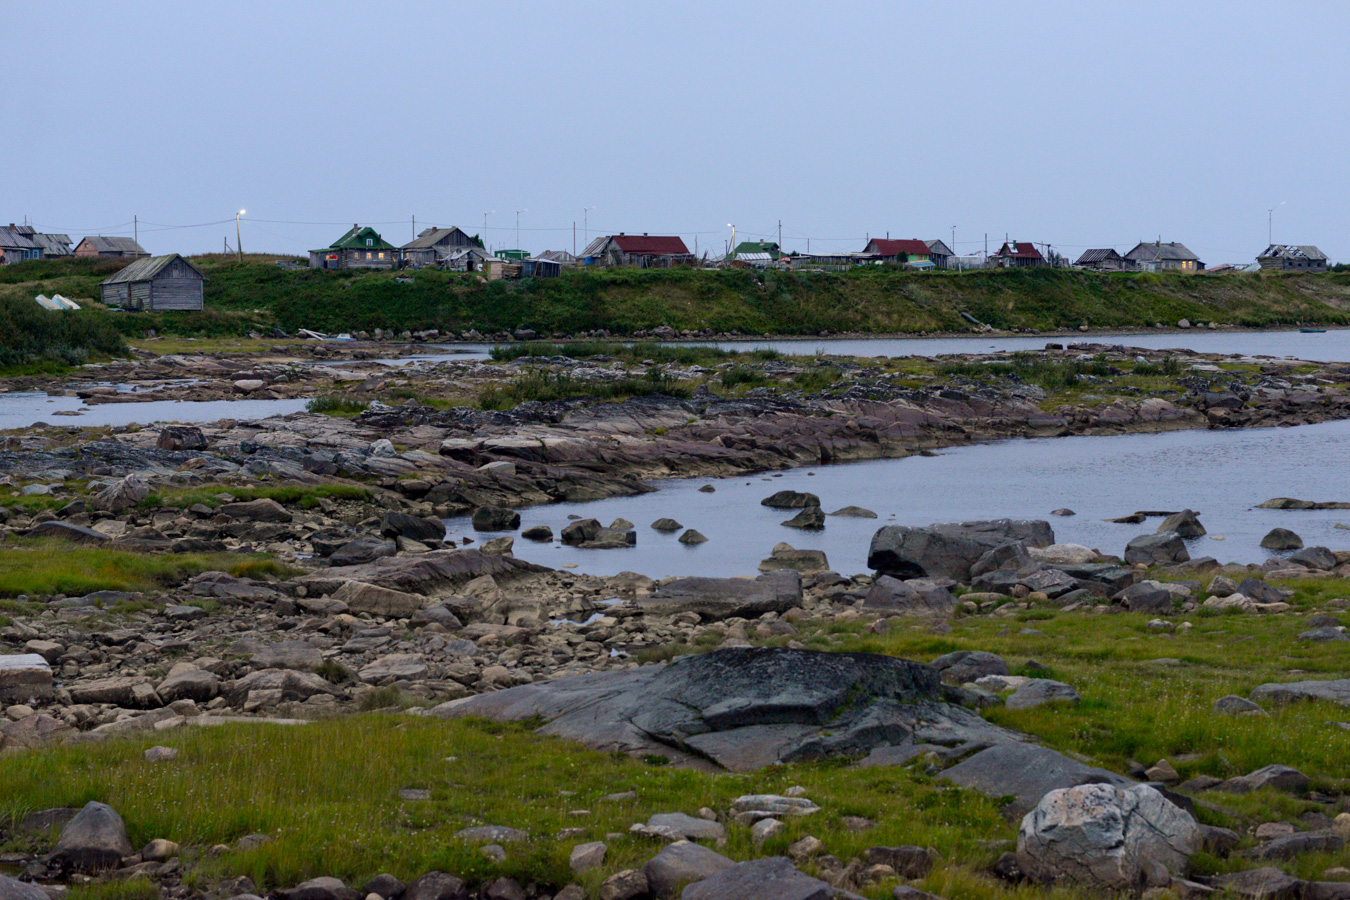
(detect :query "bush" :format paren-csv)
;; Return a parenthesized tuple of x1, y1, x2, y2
(0, 297, 126, 370)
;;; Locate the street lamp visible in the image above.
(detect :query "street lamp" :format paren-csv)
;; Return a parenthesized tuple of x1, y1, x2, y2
(727, 223, 736, 258)
(515, 209, 527, 253)
(235, 210, 245, 262)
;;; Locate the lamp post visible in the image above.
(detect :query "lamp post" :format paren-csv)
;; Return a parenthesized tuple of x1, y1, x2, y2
(483, 210, 494, 252)
(727, 223, 735, 259)
(235, 210, 245, 262)
(515, 209, 527, 254)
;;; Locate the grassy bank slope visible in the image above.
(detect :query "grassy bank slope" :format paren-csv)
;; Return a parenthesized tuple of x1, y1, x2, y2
(5, 257, 1350, 339)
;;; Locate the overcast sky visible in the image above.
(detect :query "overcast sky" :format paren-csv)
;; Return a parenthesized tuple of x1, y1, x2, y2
(6, 1, 1347, 263)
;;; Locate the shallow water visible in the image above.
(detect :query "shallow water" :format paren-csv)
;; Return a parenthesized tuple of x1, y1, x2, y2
(409, 329, 1350, 365)
(446, 419, 1350, 578)
(0, 393, 310, 431)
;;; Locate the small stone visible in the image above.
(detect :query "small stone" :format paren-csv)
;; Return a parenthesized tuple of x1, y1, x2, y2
(144, 745, 179, 762)
(1145, 759, 1180, 784)
(598, 869, 648, 900)
(788, 835, 824, 861)
(141, 838, 179, 862)
(569, 841, 606, 874)
(751, 818, 784, 843)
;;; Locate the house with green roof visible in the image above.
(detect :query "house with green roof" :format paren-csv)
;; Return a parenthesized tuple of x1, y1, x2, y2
(729, 240, 781, 261)
(309, 224, 398, 270)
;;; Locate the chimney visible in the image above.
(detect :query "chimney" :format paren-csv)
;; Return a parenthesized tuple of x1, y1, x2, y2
(354, 224, 360, 233)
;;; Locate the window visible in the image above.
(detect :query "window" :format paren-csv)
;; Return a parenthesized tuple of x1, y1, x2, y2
(378, 252, 385, 259)
(366, 238, 373, 247)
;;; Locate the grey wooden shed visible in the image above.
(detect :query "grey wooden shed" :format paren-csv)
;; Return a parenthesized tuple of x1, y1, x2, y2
(100, 254, 206, 311)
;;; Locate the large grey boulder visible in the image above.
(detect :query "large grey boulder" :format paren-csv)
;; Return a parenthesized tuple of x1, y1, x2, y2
(1124, 532, 1189, 566)
(1250, 679, 1350, 707)
(438, 647, 1010, 772)
(1290, 546, 1337, 570)
(1005, 679, 1081, 710)
(331, 581, 424, 618)
(1238, 577, 1293, 604)
(220, 497, 292, 523)
(298, 549, 544, 599)
(868, 520, 1053, 580)
(642, 841, 735, 900)
(48, 801, 134, 872)
(640, 571, 801, 621)
(1016, 783, 1201, 890)
(929, 650, 1007, 685)
(0, 654, 53, 703)
(471, 507, 520, 532)
(1261, 528, 1304, 551)
(380, 513, 446, 544)
(0, 874, 48, 900)
(761, 490, 820, 509)
(942, 742, 1132, 820)
(863, 576, 957, 617)
(681, 856, 846, 900)
(29, 521, 109, 544)
(251, 640, 324, 671)
(1158, 509, 1205, 538)
(328, 538, 396, 567)
(402, 871, 468, 900)
(91, 474, 149, 513)
(157, 667, 219, 703)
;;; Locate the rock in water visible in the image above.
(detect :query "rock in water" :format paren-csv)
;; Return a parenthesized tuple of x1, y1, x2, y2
(828, 506, 877, 518)
(48, 801, 135, 872)
(471, 506, 520, 532)
(782, 507, 825, 530)
(1123, 532, 1189, 566)
(651, 518, 683, 532)
(1017, 783, 1201, 890)
(761, 490, 820, 509)
(1158, 509, 1206, 538)
(867, 519, 1054, 580)
(678, 529, 708, 545)
(1261, 527, 1304, 550)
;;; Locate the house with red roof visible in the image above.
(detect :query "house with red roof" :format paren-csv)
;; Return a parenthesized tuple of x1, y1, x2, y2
(992, 241, 1046, 268)
(580, 233, 693, 268)
(863, 238, 933, 266)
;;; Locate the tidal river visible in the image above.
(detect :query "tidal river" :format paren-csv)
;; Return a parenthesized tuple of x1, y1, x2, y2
(445, 418, 1350, 579)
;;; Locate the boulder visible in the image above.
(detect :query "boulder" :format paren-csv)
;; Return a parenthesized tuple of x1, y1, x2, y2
(1251, 831, 1343, 861)
(90, 474, 149, 513)
(759, 545, 830, 575)
(69, 676, 159, 708)
(1290, 546, 1337, 570)
(1005, 679, 1081, 710)
(521, 525, 552, 541)
(157, 668, 219, 703)
(642, 841, 735, 900)
(863, 576, 958, 618)
(439, 646, 1013, 772)
(1213, 694, 1265, 715)
(1158, 509, 1206, 538)
(1261, 528, 1304, 551)
(219, 498, 292, 523)
(929, 650, 1007, 685)
(642, 813, 726, 842)
(569, 841, 606, 875)
(300, 549, 545, 599)
(863, 846, 934, 879)
(480, 536, 514, 555)
(1016, 783, 1201, 890)
(48, 801, 134, 872)
(359, 654, 429, 683)
(157, 425, 207, 451)
(971, 542, 1033, 578)
(782, 507, 825, 530)
(0, 654, 53, 703)
(380, 513, 445, 544)
(829, 506, 877, 518)
(402, 871, 468, 900)
(1124, 532, 1189, 566)
(251, 640, 324, 671)
(681, 856, 841, 900)
(868, 520, 1054, 580)
(331, 581, 424, 618)
(640, 571, 801, 621)
(0, 875, 47, 900)
(1116, 581, 1177, 615)
(761, 490, 821, 509)
(1212, 867, 1305, 900)
(1217, 764, 1309, 795)
(651, 518, 683, 532)
(1029, 544, 1099, 565)
(1238, 578, 1293, 604)
(941, 742, 1133, 820)
(225, 669, 337, 704)
(561, 518, 602, 545)
(679, 529, 709, 545)
(328, 539, 397, 567)
(29, 520, 109, 544)
(472, 506, 520, 532)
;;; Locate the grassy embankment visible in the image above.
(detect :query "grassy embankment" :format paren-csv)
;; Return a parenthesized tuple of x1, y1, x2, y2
(3, 574, 1350, 899)
(4, 257, 1350, 345)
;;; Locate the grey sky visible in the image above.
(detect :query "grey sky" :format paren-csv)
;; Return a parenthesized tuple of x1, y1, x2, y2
(6, 1, 1347, 263)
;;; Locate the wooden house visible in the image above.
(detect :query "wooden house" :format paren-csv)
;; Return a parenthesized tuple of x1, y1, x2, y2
(864, 238, 933, 266)
(1124, 241, 1203, 272)
(992, 242, 1046, 268)
(400, 226, 481, 267)
(579, 233, 693, 268)
(0, 226, 41, 264)
(1256, 244, 1328, 272)
(8, 225, 71, 258)
(1075, 248, 1131, 271)
(309, 225, 397, 269)
(924, 239, 955, 269)
(100, 254, 205, 311)
(74, 236, 149, 258)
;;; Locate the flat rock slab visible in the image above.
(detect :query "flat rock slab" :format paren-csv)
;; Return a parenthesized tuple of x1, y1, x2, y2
(1250, 679, 1350, 707)
(0, 654, 53, 701)
(868, 519, 1054, 580)
(438, 647, 1015, 772)
(941, 742, 1133, 820)
(639, 571, 802, 621)
(681, 856, 856, 900)
(299, 549, 546, 598)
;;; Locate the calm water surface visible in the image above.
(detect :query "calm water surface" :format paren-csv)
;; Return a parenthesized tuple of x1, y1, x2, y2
(446, 419, 1350, 578)
(0, 393, 310, 431)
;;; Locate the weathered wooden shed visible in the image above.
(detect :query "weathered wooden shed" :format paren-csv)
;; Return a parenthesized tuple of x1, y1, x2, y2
(100, 254, 206, 311)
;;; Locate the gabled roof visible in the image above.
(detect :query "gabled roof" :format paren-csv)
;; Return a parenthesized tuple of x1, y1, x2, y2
(0, 227, 39, 250)
(401, 226, 477, 250)
(609, 234, 690, 255)
(537, 249, 577, 263)
(924, 239, 955, 257)
(732, 241, 780, 258)
(996, 242, 1043, 259)
(323, 226, 396, 251)
(865, 238, 932, 257)
(101, 254, 206, 285)
(29, 233, 72, 255)
(1076, 248, 1123, 264)
(1125, 241, 1199, 262)
(77, 235, 148, 254)
(1258, 244, 1328, 261)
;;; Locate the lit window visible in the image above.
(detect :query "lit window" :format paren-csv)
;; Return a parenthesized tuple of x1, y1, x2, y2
(378, 252, 384, 259)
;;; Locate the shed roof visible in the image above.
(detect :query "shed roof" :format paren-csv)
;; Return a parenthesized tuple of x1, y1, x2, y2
(1076, 248, 1123, 264)
(865, 238, 932, 257)
(1258, 244, 1328, 261)
(1126, 241, 1199, 262)
(609, 234, 690, 255)
(0, 227, 39, 250)
(29, 233, 73, 255)
(101, 254, 206, 285)
(78, 235, 148, 254)
(401, 226, 476, 250)
(997, 242, 1044, 259)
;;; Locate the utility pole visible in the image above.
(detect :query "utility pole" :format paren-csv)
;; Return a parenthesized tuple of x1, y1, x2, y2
(412, 214, 415, 242)
(235, 210, 245, 262)
(134, 215, 138, 247)
(583, 207, 595, 250)
(572, 222, 576, 256)
(515, 208, 526, 252)
(777, 219, 782, 253)
(483, 211, 494, 252)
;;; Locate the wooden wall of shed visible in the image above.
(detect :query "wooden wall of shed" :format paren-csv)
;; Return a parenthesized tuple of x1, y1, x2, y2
(148, 278, 203, 310)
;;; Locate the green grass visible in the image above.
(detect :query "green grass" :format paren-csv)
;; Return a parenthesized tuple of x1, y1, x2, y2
(0, 539, 294, 597)
(490, 340, 781, 366)
(477, 370, 692, 410)
(306, 395, 372, 416)
(937, 354, 1123, 391)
